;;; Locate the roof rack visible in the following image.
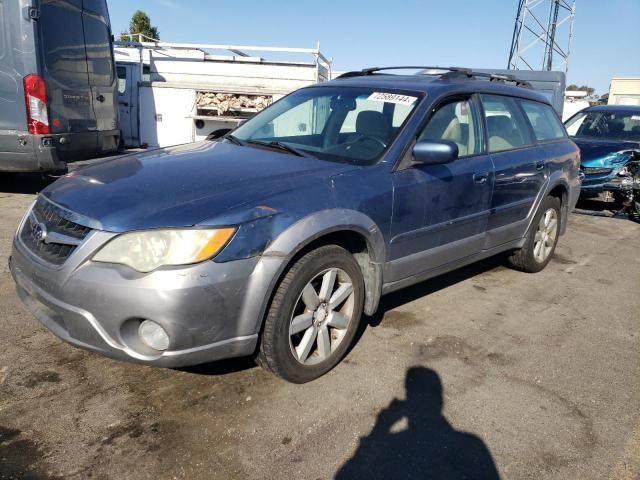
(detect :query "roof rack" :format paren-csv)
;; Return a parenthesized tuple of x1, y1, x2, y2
(336, 66, 532, 88)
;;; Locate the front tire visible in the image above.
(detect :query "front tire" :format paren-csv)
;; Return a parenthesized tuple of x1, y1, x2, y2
(508, 195, 561, 273)
(257, 245, 365, 383)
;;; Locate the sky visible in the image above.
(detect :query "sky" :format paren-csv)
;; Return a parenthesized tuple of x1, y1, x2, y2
(106, 0, 640, 95)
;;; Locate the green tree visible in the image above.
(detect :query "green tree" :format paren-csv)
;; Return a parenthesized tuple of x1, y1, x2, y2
(120, 10, 159, 42)
(567, 84, 596, 96)
(579, 85, 596, 96)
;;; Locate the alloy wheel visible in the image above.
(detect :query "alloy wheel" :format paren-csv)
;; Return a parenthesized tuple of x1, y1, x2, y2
(289, 268, 355, 365)
(533, 208, 558, 263)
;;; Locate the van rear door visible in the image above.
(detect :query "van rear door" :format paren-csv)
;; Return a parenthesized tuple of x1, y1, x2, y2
(38, 0, 118, 157)
(83, 0, 118, 151)
(39, 0, 96, 139)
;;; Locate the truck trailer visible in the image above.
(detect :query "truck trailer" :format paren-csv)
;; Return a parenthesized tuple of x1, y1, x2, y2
(114, 41, 332, 148)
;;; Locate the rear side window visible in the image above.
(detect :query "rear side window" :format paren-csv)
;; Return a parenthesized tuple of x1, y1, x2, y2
(480, 94, 534, 153)
(520, 99, 566, 141)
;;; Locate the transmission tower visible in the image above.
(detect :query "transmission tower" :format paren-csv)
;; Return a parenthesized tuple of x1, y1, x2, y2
(507, 0, 576, 72)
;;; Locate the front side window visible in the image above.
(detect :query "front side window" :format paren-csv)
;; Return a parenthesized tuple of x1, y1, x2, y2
(232, 87, 421, 165)
(480, 94, 534, 153)
(564, 110, 640, 142)
(520, 100, 566, 142)
(418, 98, 480, 157)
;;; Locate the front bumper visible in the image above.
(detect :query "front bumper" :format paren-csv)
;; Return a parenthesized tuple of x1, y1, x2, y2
(9, 231, 261, 367)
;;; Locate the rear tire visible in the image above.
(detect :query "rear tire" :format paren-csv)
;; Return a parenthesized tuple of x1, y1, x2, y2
(257, 245, 364, 383)
(507, 195, 561, 273)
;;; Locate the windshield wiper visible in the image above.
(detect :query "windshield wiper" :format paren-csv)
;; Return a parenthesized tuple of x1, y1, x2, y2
(247, 140, 316, 158)
(223, 134, 247, 146)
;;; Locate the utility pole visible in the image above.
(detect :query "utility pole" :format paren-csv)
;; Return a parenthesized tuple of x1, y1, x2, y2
(508, 0, 576, 73)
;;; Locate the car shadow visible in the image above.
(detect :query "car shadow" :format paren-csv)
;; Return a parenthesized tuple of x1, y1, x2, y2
(335, 366, 501, 480)
(176, 355, 258, 376)
(182, 256, 508, 378)
(0, 173, 58, 194)
(574, 197, 639, 222)
(365, 254, 506, 330)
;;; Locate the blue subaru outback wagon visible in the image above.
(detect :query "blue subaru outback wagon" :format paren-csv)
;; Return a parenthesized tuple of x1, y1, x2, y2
(10, 67, 581, 382)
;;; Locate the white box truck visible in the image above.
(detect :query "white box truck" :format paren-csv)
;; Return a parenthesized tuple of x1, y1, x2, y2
(608, 77, 640, 106)
(114, 41, 331, 148)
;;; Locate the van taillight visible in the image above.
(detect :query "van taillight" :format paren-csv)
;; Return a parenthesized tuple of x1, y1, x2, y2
(23, 74, 50, 135)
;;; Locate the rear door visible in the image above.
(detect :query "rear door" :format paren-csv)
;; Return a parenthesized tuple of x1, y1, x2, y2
(480, 94, 547, 249)
(38, 0, 96, 136)
(83, 0, 118, 136)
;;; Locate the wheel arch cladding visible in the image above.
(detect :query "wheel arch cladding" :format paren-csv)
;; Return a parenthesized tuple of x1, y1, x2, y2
(239, 209, 386, 339)
(547, 181, 569, 234)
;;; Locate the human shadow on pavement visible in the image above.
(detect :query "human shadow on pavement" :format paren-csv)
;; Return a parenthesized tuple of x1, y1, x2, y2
(335, 367, 501, 480)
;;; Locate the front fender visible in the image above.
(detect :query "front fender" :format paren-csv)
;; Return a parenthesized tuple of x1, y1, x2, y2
(263, 209, 386, 263)
(236, 209, 386, 338)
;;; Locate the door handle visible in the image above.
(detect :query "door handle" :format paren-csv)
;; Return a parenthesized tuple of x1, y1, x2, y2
(473, 172, 489, 184)
(535, 160, 545, 171)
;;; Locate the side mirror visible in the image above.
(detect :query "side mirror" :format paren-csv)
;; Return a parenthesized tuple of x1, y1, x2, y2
(412, 140, 458, 165)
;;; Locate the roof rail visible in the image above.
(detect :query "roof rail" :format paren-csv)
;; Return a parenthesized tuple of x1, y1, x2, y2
(336, 66, 532, 88)
(336, 66, 466, 79)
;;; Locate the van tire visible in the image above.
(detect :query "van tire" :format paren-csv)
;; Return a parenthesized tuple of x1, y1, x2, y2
(508, 195, 561, 273)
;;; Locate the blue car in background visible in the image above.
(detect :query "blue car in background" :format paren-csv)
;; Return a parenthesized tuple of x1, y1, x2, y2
(564, 105, 640, 198)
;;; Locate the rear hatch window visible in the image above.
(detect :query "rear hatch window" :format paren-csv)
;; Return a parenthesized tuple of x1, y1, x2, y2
(40, 0, 90, 87)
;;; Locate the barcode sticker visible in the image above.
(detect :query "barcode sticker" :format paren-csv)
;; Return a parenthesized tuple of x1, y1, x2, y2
(368, 92, 417, 106)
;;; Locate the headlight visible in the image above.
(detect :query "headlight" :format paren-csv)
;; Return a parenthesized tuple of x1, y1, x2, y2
(93, 228, 235, 272)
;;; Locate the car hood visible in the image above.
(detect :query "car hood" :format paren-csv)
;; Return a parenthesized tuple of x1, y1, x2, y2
(42, 141, 356, 232)
(573, 137, 640, 167)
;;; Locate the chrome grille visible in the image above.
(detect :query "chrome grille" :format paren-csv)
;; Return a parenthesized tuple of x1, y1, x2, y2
(20, 197, 92, 265)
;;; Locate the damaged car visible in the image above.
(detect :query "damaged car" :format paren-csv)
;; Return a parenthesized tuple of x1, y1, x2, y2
(564, 105, 640, 200)
(10, 67, 581, 383)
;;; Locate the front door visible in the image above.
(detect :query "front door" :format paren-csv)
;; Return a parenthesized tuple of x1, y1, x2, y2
(387, 95, 494, 283)
(479, 94, 547, 249)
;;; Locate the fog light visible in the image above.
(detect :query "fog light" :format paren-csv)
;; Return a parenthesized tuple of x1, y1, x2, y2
(138, 320, 170, 351)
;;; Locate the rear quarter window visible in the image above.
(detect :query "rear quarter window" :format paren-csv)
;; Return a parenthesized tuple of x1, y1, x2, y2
(520, 99, 567, 142)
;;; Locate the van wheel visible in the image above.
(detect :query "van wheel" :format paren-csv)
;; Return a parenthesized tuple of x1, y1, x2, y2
(257, 245, 364, 383)
(508, 195, 561, 273)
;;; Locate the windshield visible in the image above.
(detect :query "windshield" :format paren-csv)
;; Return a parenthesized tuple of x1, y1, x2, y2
(564, 110, 640, 142)
(231, 86, 422, 165)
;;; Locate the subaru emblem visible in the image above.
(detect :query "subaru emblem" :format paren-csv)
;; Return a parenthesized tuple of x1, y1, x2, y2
(32, 221, 48, 243)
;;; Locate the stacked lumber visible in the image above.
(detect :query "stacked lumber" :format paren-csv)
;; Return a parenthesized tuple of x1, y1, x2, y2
(196, 92, 273, 116)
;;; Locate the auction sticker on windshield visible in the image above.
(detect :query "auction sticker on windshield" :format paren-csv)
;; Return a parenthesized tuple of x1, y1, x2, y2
(368, 92, 417, 106)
